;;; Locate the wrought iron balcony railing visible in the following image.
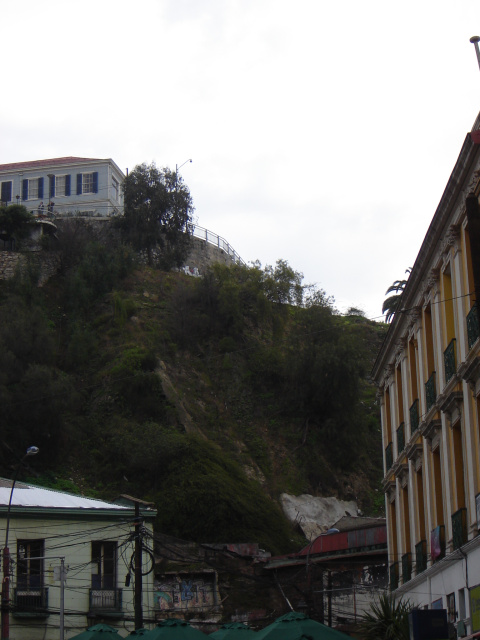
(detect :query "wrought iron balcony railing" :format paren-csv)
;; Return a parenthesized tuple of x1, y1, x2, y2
(13, 587, 48, 614)
(444, 339, 456, 383)
(425, 372, 436, 411)
(410, 399, 419, 432)
(467, 303, 480, 349)
(401, 553, 412, 584)
(415, 540, 427, 574)
(452, 508, 467, 550)
(396, 423, 405, 455)
(89, 588, 123, 612)
(389, 562, 399, 591)
(385, 442, 393, 470)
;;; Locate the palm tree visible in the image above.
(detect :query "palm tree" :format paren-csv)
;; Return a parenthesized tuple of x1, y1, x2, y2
(382, 268, 412, 322)
(359, 593, 413, 640)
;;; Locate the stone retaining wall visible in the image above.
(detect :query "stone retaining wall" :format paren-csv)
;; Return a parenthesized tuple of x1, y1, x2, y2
(0, 221, 240, 284)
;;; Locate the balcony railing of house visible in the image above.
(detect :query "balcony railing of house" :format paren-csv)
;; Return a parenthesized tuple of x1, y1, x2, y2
(467, 303, 480, 349)
(425, 372, 436, 411)
(396, 423, 405, 454)
(13, 587, 49, 615)
(410, 399, 419, 432)
(385, 442, 393, 470)
(389, 562, 399, 591)
(401, 553, 412, 584)
(452, 508, 467, 550)
(444, 339, 456, 383)
(89, 588, 123, 613)
(415, 540, 427, 574)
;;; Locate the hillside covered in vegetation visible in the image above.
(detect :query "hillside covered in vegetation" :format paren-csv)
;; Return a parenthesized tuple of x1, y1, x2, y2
(0, 223, 386, 554)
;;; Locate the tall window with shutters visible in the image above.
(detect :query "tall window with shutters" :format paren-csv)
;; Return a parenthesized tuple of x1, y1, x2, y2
(77, 172, 98, 195)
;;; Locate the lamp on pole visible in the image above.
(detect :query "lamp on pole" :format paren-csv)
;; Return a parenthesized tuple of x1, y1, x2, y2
(1, 446, 39, 640)
(174, 159, 192, 227)
(471, 36, 480, 72)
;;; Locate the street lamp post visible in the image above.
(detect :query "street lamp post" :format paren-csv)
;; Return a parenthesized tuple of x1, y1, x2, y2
(174, 159, 192, 230)
(471, 36, 480, 72)
(1, 446, 39, 640)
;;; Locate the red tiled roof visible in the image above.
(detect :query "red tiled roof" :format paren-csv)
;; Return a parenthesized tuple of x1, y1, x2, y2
(0, 157, 106, 171)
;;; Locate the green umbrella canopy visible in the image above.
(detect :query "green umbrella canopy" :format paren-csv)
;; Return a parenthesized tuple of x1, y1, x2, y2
(129, 629, 150, 636)
(69, 623, 122, 640)
(255, 612, 352, 640)
(142, 619, 207, 640)
(210, 622, 256, 640)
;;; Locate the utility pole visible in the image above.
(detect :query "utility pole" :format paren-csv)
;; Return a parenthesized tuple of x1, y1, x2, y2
(327, 571, 332, 627)
(134, 502, 142, 630)
(59, 558, 65, 640)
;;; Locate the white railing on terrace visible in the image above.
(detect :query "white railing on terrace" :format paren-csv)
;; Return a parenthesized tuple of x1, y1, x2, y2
(189, 224, 245, 265)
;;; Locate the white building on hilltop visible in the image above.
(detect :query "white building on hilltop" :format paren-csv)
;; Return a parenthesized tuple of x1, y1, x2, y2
(0, 157, 124, 218)
(0, 479, 156, 640)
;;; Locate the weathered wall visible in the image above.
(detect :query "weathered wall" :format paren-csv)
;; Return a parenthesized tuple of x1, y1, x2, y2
(0, 221, 239, 284)
(0, 250, 60, 284)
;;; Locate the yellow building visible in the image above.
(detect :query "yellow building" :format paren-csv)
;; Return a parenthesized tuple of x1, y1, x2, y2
(372, 111, 480, 637)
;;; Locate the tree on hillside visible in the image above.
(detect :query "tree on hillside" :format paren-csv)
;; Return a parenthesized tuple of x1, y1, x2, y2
(0, 204, 34, 247)
(382, 268, 412, 322)
(118, 162, 194, 268)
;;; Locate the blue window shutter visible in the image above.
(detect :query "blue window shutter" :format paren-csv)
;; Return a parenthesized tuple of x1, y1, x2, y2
(65, 175, 71, 196)
(77, 174, 82, 195)
(93, 172, 98, 194)
(49, 175, 55, 198)
(22, 179, 28, 201)
(38, 177, 44, 199)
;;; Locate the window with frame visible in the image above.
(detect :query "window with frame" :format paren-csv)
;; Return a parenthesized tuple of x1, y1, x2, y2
(17, 540, 44, 590)
(22, 177, 43, 201)
(55, 175, 66, 196)
(91, 541, 117, 589)
(447, 592, 456, 623)
(83, 173, 94, 194)
(76, 172, 98, 195)
(28, 178, 40, 200)
(1, 181, 12, 204)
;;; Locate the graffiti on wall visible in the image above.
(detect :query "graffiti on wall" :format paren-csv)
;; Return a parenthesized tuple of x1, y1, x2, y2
(155, 574, 217, 611)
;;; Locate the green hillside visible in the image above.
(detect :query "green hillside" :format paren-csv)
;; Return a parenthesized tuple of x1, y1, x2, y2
(0, 235, 386, 554)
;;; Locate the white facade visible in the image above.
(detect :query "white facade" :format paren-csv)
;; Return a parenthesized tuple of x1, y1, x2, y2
(0, 157, 125, 218)
(0, 480, 156, 640)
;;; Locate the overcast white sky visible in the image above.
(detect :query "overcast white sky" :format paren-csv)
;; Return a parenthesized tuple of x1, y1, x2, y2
(2, 0, 480, 319)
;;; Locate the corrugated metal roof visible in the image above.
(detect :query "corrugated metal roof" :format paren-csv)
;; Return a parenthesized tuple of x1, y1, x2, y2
(0, 480, 128, 511)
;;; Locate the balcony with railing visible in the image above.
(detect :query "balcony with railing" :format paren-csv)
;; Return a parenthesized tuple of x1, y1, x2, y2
(467, 303, 480, 349)
(89, 588, 123, 615)
(13, 587, 49, 617)
(452, 508, 467, 550)
(425, 372, 436, 412)
(444, 339, 456, 383)
(385, 442, 393, 471)
(401, 553, 412, 584)
(410, 399, 419, 432)
(389, 562, 399, 591)
(415, 540, 427, 574)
